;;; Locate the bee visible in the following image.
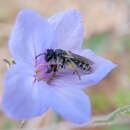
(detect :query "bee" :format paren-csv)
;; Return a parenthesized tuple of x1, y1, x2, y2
(44, 49, 94, 79)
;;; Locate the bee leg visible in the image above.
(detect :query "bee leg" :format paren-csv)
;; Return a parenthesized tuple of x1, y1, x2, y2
(46, 65, 57, 83)
(52, 64, 58, 77)
(46, 67, 53, 73)
(73, 70, 81, 80)
(46, 64, 56, 73)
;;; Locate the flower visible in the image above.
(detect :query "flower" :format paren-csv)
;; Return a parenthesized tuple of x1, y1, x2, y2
(2, 9, 117, 124)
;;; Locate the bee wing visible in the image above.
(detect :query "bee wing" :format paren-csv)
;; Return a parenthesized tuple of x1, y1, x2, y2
(68, 51, 94, 65)
(62, 54, 74, 59)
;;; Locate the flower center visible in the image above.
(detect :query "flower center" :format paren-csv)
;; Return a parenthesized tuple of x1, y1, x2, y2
(35, 54, 56, 83)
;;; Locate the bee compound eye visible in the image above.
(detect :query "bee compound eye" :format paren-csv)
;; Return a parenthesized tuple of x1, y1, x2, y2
(45, 50, 55, 62)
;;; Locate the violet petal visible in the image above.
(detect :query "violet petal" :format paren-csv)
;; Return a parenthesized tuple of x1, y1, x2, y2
(9, 9, 55, 65)
(50, 86, 91, 124)
(2, 63, 51, 119)
(53, 49, 117, 89)
(48, 9, 84, 50)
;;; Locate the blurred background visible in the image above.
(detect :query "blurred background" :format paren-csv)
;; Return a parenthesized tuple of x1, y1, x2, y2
(0, 0, 130, 129)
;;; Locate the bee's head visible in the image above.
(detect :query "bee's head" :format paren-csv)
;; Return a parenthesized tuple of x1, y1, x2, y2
(45, 49, 55, 62)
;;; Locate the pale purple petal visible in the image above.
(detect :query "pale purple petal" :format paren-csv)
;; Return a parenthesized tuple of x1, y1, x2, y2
(76, 49, 117, 85)
(50, 86, 91, 124)
(2, 63, 51, 120)
(53, 49, 117, 89)
(48, 9, 84, 50)
(9, 9, 55, 65)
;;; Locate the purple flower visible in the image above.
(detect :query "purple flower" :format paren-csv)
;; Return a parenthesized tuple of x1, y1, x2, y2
(2, 9, 117, 124)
